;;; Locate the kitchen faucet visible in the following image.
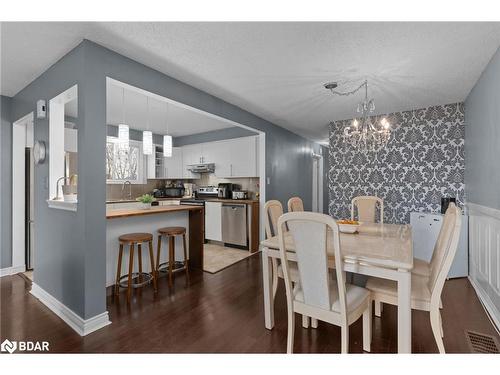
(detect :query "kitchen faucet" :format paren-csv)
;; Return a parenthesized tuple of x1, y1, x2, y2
(121, 180, 132, 200)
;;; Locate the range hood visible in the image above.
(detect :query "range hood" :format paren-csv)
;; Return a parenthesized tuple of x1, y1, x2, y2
(187, 163, 215, 173)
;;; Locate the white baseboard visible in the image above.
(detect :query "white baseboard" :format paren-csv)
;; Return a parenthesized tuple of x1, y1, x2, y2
(469, 277, 500, 331)
(0, 265, 26, 277)
(30, 283, 111, 336)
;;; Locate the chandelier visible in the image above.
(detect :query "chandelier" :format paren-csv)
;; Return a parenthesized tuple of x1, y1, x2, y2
(325, 80, 391, 152)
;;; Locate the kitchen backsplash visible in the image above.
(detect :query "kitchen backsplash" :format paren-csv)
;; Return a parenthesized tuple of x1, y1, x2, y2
(194, 175, 260, 198)
(328, 102, 465, 224)
(107, 176, 260, 200)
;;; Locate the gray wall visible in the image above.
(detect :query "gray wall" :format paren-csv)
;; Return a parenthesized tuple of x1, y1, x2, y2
(329, 103, 465, 223)
(173, 126, 256, 147)
(10, 42, 106, 319)
(1, 95, 12, 268)
(465, 46, 500, 210)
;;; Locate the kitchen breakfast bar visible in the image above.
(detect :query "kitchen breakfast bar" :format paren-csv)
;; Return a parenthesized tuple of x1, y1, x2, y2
(106, 205, 204, 287)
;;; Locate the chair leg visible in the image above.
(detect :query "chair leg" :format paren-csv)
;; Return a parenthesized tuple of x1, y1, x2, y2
(287, 312, 295, 354)
(311, 318, 318, 329)
(127, 243, 135, 303)
(148, 240, 157, 292)
(115, 243, 124, 296)
(430, 308, 445, 353)
(374, 300, 383, 317)
(168, 236, 174, 288)
(439, 311, 444, 338)
(156, 235, 162, 279)
(302, 315, 310, 328)
(137, 243, 143, 283)
(341, 326, 349, 354)
(182, 234, 190, 285)
(363, 303, 372, 352)
(271, 258, 279, 300)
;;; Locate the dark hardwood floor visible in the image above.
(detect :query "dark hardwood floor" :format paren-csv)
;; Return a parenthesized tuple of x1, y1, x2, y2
(1, 253, 498, 353)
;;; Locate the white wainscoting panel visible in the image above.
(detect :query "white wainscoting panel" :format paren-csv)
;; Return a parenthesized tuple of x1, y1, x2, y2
(468, 203, 500, 329)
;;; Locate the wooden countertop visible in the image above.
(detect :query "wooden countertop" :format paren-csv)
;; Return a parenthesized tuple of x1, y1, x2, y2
(106, 205, 202, 219)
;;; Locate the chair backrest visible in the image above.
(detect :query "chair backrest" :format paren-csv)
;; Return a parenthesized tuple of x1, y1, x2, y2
(428, 203, 462, 305)
(287, 197, 304, 212)
(351, 196, 384, 223)
(277, 212, 347, 317)
(264, 200, 283, 238)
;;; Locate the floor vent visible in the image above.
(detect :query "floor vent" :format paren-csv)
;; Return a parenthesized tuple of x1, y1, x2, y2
(466, 330, 500, 353)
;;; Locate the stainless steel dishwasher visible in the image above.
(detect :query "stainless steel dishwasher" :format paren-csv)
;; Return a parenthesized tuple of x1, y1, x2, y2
(221, 203, 248, 248)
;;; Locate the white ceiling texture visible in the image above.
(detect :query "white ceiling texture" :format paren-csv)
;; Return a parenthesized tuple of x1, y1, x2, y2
(2, 22, 500, 143)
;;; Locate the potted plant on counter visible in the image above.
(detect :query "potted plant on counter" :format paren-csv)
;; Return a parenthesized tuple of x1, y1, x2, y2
(137, 194, 155, 210)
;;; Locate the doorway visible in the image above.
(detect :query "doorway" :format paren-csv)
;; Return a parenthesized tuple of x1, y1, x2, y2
(312, 152, 323, 213)
(12, 112, 34, 275)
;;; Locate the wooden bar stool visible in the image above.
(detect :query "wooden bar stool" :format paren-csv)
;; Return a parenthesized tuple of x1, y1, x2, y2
(115, 232, 157, 303)
(156, 227, 190, 287)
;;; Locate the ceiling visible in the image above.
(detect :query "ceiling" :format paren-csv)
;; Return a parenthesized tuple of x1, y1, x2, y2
(106, 81, 236, 137)
(2, 22, 500, 143)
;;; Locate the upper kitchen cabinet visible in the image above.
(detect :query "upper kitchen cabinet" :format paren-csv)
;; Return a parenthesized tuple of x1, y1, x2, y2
(226, 136, 258, 178)
(148, 146, 184, 179)
(181, 144, 201, 179)
(163, 147, 183, 178)
(181, 136, 259, 178)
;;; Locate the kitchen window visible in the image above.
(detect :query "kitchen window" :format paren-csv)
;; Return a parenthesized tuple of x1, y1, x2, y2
(106, 137, 146, 184)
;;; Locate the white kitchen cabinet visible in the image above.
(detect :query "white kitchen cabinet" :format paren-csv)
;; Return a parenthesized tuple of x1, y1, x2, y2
(163, 147, 183, 179)
(206, 141, 231, 177)
(179, 136, 259, 178)
(227, 136, 258, 177)
(205, 201, 222, 241)
(410, 212, 468, 278)
(181, 144, 201, 179)
(147, 153, 156, 179)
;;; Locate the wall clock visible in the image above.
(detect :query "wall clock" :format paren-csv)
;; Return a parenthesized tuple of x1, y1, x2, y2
(33, 141, 46, 165)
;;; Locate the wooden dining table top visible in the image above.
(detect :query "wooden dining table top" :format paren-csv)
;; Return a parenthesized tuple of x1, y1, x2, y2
(260, 222, 414, 271)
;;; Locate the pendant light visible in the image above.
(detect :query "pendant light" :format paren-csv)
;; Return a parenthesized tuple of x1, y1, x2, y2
(142, 96, 153, 155)
(118, 87, 129, 150)
(163, 102, 172, 157)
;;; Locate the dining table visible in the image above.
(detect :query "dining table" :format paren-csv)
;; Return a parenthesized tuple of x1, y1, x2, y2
(260, 221, 414, 353)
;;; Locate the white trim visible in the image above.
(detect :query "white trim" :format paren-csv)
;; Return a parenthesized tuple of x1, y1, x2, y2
(46, 199, 78, 212)
(12, 112, 34, 274)
(467, 201, 500, 332)
(0, 265, 26, 277)
(30, 283, 111, 336)
(468, 202, 500, 220)
(468, 276, 500, 331)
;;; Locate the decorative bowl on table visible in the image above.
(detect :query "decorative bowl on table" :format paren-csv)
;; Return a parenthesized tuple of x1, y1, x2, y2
(336, 219, 361, 234)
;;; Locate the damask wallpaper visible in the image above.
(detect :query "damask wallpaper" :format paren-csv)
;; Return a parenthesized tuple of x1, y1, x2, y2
(328, 102, 465, 224)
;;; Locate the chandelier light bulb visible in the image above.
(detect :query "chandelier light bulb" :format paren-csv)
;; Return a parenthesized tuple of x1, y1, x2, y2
(353, 119, 359, 128)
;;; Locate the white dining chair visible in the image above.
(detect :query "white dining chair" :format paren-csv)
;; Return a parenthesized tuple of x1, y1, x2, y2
(265, 200, 314, 327)
(365, 203, 462, 353)
(351, 196, 384, 223)
(287, 196, 304, 212)
(277, 211, 372, 353)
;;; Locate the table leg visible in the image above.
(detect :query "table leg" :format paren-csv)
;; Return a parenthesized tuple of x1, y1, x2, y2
(262, 247, 275, 329)
(397, 270, 412, 353)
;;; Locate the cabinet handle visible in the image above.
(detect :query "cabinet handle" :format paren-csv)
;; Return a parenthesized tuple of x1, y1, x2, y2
(230, 164, 233, 176)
